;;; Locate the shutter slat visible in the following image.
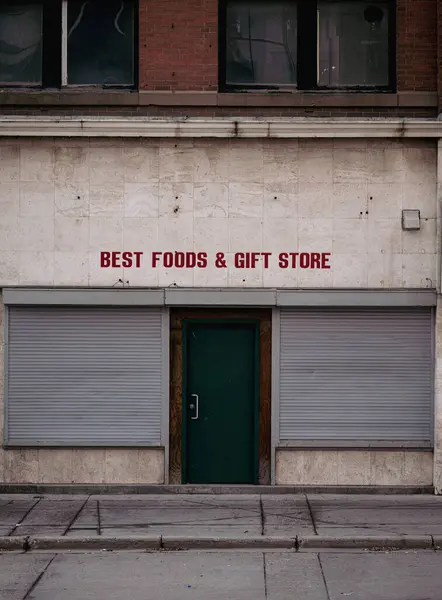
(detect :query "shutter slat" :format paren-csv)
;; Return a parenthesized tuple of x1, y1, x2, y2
(7, 306, 163, 446)
(279, 307, 433, 443)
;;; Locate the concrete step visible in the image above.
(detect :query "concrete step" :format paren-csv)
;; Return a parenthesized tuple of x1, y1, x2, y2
(0, 484, 434, 495)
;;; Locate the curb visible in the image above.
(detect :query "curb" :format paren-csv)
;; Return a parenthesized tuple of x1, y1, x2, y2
(161, 536, 297, 550)
(0, 534, 437, 552)
(298, 535, 434, 550)
(29, 536, 162, 551)
(432, 535, 442, 550)
(0, 536, 27, 551)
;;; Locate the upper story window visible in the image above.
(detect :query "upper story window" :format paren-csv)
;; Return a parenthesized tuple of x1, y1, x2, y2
(221, 0, 394, 91)
(0, 0, 136, 88)
(225, 2, 298, 88)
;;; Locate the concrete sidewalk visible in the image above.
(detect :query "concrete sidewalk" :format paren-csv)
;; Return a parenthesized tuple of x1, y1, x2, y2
(1, 493, 442, 551)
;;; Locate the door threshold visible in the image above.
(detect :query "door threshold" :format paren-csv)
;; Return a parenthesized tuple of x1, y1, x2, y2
(0, 484, 434, 495)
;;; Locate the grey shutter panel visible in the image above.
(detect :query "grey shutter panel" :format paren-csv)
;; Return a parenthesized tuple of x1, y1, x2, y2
(6, 306, 164, 446)
(279, 308, 433, 444)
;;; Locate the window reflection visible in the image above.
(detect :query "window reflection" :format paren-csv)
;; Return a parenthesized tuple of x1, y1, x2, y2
(318, 1, 389, 87)
(226, 2, 297, 87)
(0, 4, 42, 85)
(67, 0, 135, 86)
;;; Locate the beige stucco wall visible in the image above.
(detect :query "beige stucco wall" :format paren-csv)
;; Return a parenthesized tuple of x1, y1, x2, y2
(0, 137, 437, 289)
(276, 450, 434, 486)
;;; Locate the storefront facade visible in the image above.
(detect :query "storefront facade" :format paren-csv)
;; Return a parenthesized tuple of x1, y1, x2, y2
(0, 120, 440, 489)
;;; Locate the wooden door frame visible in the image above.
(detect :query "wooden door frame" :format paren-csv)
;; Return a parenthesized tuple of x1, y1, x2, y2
(181, 318, 260, 485)
(169, 308, 272, 485)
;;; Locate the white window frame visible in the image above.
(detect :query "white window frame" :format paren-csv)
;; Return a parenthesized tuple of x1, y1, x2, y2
(61, 0, 68, 86)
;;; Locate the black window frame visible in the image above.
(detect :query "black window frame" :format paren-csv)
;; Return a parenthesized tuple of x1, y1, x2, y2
(0, 0, 138, 90)
(219, 0, 396, 93)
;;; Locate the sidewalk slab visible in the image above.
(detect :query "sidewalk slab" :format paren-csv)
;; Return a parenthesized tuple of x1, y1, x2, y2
(12, 526, 73, 537)
(320, 551, 442, 600)
(13, 497, 86, 536)
(18, 499, 85, 535)
(69, 502, 98, 529)
(308, 494, 442, 536)
(101, 525, 260, 536)
(0, 554, 54, 600)
(2, 549, 441, 600)
(91, 494, 262, 537)
(0, 498, 38, 529)
(3, 492, 442, 545)
(265, 554, 328, 600)
(26, 551, 267, 600)
(261, 495, 314, 535)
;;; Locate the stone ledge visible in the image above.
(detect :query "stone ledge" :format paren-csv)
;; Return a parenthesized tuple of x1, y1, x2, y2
(0, 116, 441, 138)
(0, 90, 436, 108)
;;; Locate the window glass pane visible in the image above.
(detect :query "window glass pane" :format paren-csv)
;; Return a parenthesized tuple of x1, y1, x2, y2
(0, 4, 42, 85)
(67, 0, 135, 86)
(318, 1, 389, 87)
(226, 2, 297, 87)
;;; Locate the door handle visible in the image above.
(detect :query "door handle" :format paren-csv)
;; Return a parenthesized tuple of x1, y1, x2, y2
(190, 394, 199, 420)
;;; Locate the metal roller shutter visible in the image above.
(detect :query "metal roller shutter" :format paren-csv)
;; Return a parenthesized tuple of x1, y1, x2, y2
(279, 308, 433, 444)
(6, 306, 164, 446)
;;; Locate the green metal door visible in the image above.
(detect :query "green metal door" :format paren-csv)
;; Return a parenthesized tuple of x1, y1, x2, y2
(183, 321, 259, 484)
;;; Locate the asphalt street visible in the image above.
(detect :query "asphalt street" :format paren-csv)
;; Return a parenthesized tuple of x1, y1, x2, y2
(1, 549, 442, 600)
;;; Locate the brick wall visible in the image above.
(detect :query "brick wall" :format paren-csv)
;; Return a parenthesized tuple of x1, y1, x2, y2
(397, 0, 437, 91)
(139, 0, 218, 90)
(139, 0, 438, 94)
(438, 0, 442, 109)
(0, 0, 439, 115)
